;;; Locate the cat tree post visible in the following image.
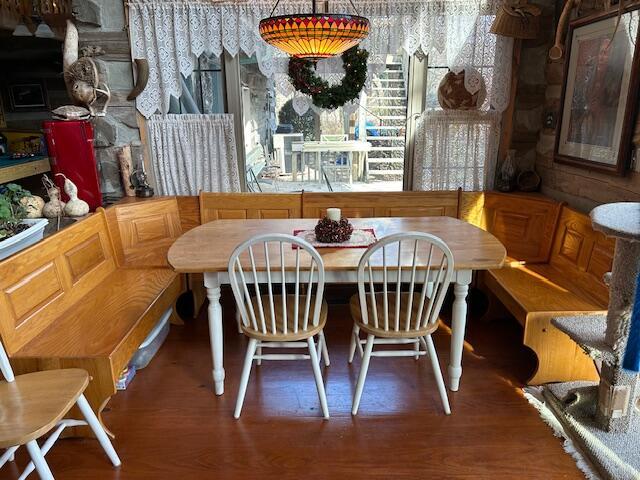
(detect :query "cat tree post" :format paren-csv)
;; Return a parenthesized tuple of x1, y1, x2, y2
(590, 203, 640, 433)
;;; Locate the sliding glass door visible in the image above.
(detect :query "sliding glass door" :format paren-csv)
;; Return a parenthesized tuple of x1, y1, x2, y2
(234, 53, 423, 193)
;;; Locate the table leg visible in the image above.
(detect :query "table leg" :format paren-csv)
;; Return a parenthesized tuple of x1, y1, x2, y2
(205, 272, 225, 395)
(448, 271, 472, 392)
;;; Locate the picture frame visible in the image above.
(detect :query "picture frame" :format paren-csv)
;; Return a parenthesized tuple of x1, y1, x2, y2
(7, 82, 48, 111)
(554, 5, 640, 176)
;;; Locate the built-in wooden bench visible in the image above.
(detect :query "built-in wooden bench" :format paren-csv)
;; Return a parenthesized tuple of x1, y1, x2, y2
(0, 197, 187, 436)
(471, 193, 614, 384)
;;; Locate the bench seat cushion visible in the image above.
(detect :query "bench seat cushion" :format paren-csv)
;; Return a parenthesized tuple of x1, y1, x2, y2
(485, 264, 607, 325)
(15, 268, 180, 359)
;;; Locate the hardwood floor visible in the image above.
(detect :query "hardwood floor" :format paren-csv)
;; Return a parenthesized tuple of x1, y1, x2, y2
(2, 288, 583, 479)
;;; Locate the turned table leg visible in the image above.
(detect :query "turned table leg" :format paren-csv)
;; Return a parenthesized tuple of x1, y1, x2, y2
(205, 272, 225, 395)
(448, 271, 472, 392)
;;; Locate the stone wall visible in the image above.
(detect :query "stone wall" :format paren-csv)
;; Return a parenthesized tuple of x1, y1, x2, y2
(516, 0, 640, 211)
(73, 0, 141, 201)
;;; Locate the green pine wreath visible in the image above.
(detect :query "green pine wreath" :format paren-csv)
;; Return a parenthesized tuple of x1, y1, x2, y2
(288, 46, 369, 110)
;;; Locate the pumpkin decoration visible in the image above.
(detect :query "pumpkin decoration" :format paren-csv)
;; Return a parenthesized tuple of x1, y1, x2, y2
(437, 69, 486, 110)
(19, 195, 45, 218)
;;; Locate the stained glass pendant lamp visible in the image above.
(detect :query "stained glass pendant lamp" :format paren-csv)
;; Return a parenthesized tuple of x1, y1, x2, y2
(259, 0, 369, 61)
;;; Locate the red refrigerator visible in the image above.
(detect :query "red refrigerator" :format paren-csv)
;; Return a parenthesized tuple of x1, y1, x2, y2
(43, 120, 102, 211)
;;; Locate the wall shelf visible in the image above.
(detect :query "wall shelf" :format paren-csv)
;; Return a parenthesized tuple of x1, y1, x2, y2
(0, 157, 51, 184)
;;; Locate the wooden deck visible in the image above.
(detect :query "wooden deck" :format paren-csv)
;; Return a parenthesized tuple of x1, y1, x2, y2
(3, 289, 583, 479)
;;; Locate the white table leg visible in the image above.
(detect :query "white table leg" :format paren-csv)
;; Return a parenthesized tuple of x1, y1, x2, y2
(205, 272, 225, 395)
(448, 270, 472, 392)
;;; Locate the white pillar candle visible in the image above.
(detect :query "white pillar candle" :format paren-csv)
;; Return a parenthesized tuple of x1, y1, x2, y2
(326, 208, 341, 222)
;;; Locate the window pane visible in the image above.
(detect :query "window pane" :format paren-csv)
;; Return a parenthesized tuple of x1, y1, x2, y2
(240, 53, 408, 193)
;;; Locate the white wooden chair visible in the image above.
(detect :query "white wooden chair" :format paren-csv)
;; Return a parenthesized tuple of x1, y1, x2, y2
(349, 232, 454, 415)
(228, 233, 330, 419)
(0, 337, 120, 479)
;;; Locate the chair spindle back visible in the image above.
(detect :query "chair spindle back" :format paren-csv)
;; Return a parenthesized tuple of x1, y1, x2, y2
(228, 234, 325, 336)
(357, 232, 454, 333)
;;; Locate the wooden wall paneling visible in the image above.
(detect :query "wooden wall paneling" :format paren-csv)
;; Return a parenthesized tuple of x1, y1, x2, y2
(199, 193, 303, 223)
(549, 207, 614, 305)
(483, 192, 562, 263)
(114, 197, 182, 267)
(176, 196, 201, 232)
(0, 213, 116, 355)
(301, 191, 460, 219)
(458, 191, 486, 227)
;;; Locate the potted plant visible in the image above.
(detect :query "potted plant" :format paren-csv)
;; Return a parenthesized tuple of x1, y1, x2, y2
(0, 183, 48, 260)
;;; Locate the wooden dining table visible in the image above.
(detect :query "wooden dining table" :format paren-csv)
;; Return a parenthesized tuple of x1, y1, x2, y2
(168, 216, 506, 396)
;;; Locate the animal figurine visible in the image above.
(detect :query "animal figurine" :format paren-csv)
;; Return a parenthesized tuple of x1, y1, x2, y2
(62, 20, 111, 117)
(42, 175, 66, 218)
(56, 173, 89, 217)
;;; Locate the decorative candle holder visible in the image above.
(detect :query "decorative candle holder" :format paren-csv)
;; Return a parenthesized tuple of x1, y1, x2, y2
(315, 214, 353, 243)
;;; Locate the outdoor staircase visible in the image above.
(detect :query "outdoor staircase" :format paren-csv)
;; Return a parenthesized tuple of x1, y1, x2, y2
(365, 56, 407, 182)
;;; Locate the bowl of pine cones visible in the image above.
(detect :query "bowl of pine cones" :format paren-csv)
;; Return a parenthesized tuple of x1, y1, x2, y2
(314, 216, 354, 243)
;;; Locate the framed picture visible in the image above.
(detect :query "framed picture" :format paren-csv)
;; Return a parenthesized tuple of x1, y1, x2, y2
(8, 82, 48, 110)
(554, 6, 640, 175)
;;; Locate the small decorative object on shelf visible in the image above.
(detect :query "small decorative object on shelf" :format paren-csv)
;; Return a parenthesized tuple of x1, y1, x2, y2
(133, 168, 154, 198)
(496, 149, 517, 192)
(19, 195, 45, 218)
(437, 69, 486, 110)
(517, 170, 541, 192)
(315, 208, 354, 243)
(56, 173, 89, 217)
(42, 174, 66, 219)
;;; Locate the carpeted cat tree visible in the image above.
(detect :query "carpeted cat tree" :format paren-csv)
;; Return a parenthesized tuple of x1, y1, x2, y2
(532, 202, 640, 479)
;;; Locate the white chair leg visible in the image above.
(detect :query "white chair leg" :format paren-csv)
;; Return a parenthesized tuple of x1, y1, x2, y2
(352, 334, 374, 415)
(234, 338, 258, 419)
(76, 394, 122, 466)
(425, 335, 451, 415)
(348, 324, 360, 364)
(414, 339, 420, 360)
(235, 310, 243, 334)
(319, 330, 330, 366)
(307, 337, 329, 419)
(25, 441, 54, 480)
(0, 446, 18, 468)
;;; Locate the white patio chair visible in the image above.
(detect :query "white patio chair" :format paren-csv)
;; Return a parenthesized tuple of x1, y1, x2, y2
(0, 337, 121, 479)
(228, 233, 330, 419)
(349, 232, 454, 415)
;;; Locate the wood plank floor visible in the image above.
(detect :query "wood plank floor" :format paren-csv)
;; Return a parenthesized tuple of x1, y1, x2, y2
(2, 289, 583, 479)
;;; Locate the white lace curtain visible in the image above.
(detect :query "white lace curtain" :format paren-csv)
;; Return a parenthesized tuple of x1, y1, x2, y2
(127, 0, 511, 117)
(147, 114, 241, 195)
(413, 110, 499, 191)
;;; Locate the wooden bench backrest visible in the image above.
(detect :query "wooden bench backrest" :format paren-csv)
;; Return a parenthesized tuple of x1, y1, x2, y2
(199, 192, 302, 223)
(549, 206, 614, 306)
(469, 192, 562, 263)
(0, 212, 117, 355)
(102, 197, 183, 268)
(301, 191, 460, 218)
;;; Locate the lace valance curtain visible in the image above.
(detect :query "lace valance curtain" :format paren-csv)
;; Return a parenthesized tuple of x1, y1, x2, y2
(147, 114, 241, 195)
(127, 0, 511, 117)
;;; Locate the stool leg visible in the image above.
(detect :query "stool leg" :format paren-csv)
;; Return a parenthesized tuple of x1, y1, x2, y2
(76, 394, 122, 466)
(25, 441, 53, 480)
